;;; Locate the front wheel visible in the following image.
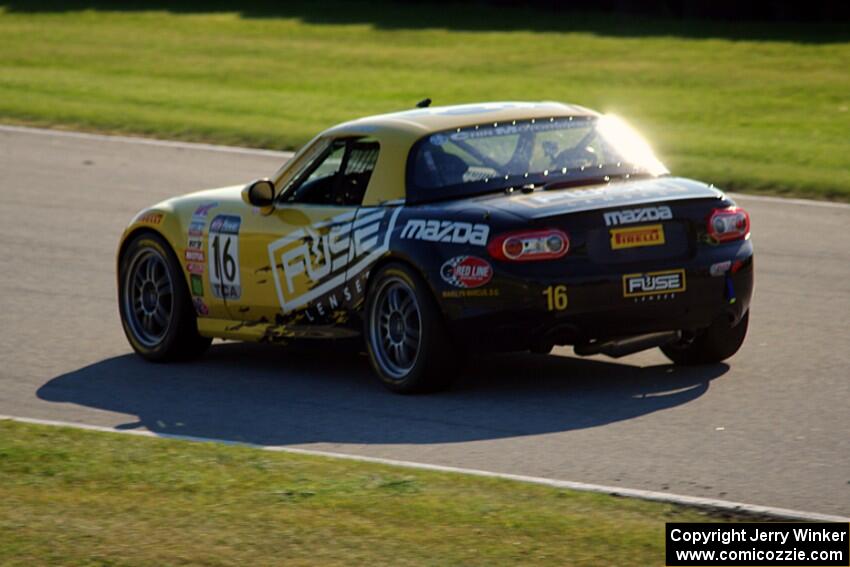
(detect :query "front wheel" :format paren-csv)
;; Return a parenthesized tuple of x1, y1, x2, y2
(119, 232, 211, 361)
(364, 263, 460, 394)
(660, 311, 749, 365)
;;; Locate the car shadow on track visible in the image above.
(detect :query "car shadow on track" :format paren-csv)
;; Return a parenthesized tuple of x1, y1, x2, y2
(37, 342, 728, 446)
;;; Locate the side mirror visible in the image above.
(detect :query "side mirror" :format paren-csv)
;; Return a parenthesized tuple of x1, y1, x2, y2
(242, 179, 275, 208)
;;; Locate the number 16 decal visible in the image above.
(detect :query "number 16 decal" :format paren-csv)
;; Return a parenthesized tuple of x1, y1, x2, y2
(543, 284, 568, 311)
(208, 215, 242, 299)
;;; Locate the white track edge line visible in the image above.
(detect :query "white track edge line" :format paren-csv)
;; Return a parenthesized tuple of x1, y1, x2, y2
(728, 192, 850, 209)
(3, 124, 850, 210)
(0, 124, 294, 158)
(1, 414, 846, 523)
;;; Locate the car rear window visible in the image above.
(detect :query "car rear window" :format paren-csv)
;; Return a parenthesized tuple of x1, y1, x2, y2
(406, 116, 667, 204)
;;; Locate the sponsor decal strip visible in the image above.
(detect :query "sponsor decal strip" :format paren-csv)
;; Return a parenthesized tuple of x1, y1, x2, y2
(444, 117, 586, 143)
(353, 209, 385, 228)
(710, 260, 732, 277)
(188, 221, 205, 237)
(442, 288, 500, 298)
(343, 209, 403, 285)
(440, 255, 493, 289)
(604, 205, 672, 227)
(401, 219, 490, 246)
(190, 274, 204, 297)
(268, 210, 365, 313)
(192, 297, 209, 316)
(622, 268, 686, 298)
(268, 207, 402, 313)
(610, 223, 665, 250)
(137, 212, 163, 225)
(192, 202, 218, 219)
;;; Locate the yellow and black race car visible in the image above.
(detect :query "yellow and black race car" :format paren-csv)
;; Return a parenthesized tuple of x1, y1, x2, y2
(118, 102, 753, 393)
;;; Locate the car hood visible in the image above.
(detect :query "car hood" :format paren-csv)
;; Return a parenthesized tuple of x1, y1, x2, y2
(164, 184, 245, 208)
(454, 176, 725, 221)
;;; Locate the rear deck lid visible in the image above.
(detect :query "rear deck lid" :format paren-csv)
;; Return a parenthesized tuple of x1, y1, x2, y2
(486, 177, 723, 220)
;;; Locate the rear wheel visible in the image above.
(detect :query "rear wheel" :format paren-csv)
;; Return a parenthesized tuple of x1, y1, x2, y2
(119, 232, 211, 361)
(364, 263, 460, 393)
(530, 342, 555, 355)
(661, 311, 749, 365)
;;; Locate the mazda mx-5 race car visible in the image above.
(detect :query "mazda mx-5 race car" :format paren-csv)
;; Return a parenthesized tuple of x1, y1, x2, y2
(118, 101, 753, 393)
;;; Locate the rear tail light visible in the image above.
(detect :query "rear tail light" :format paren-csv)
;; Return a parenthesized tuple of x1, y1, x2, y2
(487, 229, 569, 262)
(707, 207, 750, 242)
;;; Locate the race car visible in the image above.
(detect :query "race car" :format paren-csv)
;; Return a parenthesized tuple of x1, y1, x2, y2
(117, 101, 753, 393)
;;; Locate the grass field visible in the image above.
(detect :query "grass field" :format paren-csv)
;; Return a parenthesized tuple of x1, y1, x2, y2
(0, 2, 849, 200)
(0, 420, 748, 566)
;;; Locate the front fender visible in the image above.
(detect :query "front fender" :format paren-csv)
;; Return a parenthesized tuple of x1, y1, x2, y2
(117, 204, 186, 268)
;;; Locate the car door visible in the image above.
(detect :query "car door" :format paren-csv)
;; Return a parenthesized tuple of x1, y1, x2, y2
(225, 137, 386, 334)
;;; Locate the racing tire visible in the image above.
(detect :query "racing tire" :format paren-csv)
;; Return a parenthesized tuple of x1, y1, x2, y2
(660, 310, 749, 365)
(530, 342, 555, 355)
(119, 232, 211, 362)
(364, 263, 460, 394)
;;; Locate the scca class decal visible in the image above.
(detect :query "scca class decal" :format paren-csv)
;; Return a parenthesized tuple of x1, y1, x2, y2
(441, 256, 493, 289)
(400, 219, 489, 246)
(268, 207, 402, 313)
(208, 214, 241, 300)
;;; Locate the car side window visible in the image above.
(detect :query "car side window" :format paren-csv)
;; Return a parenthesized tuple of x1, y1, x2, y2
(338, 139, 380, 206)
(283, 138, 380, 206)
(284, 140, 347, 205)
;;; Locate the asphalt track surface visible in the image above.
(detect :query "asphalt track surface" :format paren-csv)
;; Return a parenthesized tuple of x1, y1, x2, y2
(0, 126, 848, 517)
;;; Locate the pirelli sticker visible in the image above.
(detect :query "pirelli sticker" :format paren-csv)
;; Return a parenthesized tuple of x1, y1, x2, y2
(610, 224, 665, 250)
(623, 269, 686, 298)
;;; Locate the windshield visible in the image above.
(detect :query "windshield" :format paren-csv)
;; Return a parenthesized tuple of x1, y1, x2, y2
(406, 115, 668, 203)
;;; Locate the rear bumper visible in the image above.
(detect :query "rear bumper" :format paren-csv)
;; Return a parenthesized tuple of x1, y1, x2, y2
(442, 239, 754, 352)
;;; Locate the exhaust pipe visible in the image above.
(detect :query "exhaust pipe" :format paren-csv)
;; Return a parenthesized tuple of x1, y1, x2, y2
(574, 330, 681, 358)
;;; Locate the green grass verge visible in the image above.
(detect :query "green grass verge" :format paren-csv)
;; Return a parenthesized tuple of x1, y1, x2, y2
(1, 2, 849, 200)
(0, 420, 742, 566)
